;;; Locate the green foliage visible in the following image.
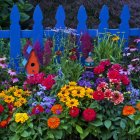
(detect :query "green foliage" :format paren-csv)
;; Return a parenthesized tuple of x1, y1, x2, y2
(0, 0, 33, 29)
(93, 33, 124, 64)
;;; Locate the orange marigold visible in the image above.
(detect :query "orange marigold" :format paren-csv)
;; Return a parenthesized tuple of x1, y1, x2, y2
(47, 116, 60, 129)
(0, 120, 8, 128)
(136, 102, 140, 111)
(51, 104, 63, 115)
(122, 105, 136, 116)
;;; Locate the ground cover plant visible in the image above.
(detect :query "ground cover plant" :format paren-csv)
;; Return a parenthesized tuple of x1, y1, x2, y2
(0, 31, 140, 140)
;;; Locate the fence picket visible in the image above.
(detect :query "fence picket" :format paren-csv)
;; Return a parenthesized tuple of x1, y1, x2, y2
(55, 5, 66, 28)
(10, 5, 21, 69)
(98, 5, 109, 33)
(33, 5, 43, 49)
(77, 5, 87, 33)
(119, 5, 130, 47)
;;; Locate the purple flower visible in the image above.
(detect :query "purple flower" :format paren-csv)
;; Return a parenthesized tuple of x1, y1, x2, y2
(78, 79, 92, 88)
(82, 71, 94, 79)
(38, 84, 46, 91)
(36, 91, 44, 96)
(95, 78, 107, 86)
(45, 108, 51, 113)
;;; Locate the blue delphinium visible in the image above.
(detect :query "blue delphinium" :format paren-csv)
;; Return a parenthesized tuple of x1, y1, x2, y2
(127, 83, 140, 105)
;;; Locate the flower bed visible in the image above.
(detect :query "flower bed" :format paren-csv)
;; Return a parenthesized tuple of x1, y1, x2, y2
(0, 33, 140, 140)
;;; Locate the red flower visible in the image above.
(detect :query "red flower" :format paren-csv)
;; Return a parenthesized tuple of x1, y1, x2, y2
(0, 104, 4, 114)
(107, 70, 121, 81)
(69, 55, 77, 61)
(82, 108, 96, 122)
(99, 59, 111, 67)
(111, 64, 122, 71)
(94, 65, 105, 75)
(0, 120, 8, 128)
(41, 74, 55, 90)
(104, 89, 112, 100)
(69, 107, 80, 118)
(93, 90, 104, 101)
(7, 103, 14, 112)
(121, 75, 130, 85)
(55, 50, 62, 56)
(32, 105, 44, 115)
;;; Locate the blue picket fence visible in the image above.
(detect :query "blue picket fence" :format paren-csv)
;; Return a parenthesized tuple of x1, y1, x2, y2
(0, 4, 140, 68)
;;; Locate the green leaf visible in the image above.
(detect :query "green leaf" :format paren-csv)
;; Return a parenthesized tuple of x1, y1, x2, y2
(120, 120, 126, 129)
(76, 125, 83, 134)
(54, 130, 63, 139)
(80, 129, 89, 140)
(28, 122, 33, 128)
(91, 119, 103, 127)
(10, 134, 20, 140)
(104, 120, 112, 129)
(21, 131, 30, 137)
(38, 127, 42, 135)
(20, 13, 30, 22)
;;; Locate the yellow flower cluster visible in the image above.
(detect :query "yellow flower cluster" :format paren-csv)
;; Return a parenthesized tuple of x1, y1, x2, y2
(57, 82, 94, 108)
(0, 86, 30, 107)
(15, 113, 29, 123)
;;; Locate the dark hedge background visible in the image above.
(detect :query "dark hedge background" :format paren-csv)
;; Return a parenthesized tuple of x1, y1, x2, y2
(27, 0, 140, 29)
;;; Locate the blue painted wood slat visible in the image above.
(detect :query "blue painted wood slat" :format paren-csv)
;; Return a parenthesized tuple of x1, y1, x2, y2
(33, 5, 43, 49)
(10, 5, 21, 69)
(77, 5, 88, 33)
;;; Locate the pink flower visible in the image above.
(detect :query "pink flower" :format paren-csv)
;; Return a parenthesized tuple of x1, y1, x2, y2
(111, 91, 124, 105)
(97, 82, 108, 91)
(11, 78, 19, 83)
(0, 63, 7, 68)
(107, 70, 121, 83)
(99, 59, 111, 67)
(8, 69, 17, 76)
(111, 64, 122, 71)
(104, 89, 113, 100)
(121, 75, 130, 86)
(94, 65, 105, 75)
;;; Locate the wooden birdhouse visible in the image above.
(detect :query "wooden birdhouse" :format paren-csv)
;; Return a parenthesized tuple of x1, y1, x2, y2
(22, 45, 40, 75)
(84, 52, 94, 71)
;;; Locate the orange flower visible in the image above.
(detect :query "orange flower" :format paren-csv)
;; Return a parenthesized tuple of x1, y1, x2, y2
(47, 116, 60, 129)
(0, 120, 8, 128)
(136, 102, 140, 111)
(51, 104, 63, 115)
(122, 105, 136, 116)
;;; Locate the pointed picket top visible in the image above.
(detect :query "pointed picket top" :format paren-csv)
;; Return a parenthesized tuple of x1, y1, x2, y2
(55, 5, 65, 28)
(10, 5, 20, 24)
(98, 5, 109, 32)
(33, 5, 43, 22)
(119, 5, 130, 48)
(120, 5, 130, 22)
(77, 5, 87, 33)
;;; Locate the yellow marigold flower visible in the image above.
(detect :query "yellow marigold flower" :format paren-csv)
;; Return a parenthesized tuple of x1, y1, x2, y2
(61, 85, 69, 91)
(13, 89, 23, 97)
(60, 96, 70, 103)
(112, 35, 119, 41)
(86, 88, 94, 98)
(8, 86, 18, 92)
(66, 98, 79, 108)
(18, 97, 27, 104)
(14, 101, 22, 107)
(4, 95, 15, 103)
(0, 91, 6, 98)
(24, 90, 31, 96)
(71, 90, 78, 97)
(69, 81, 77, 86)
(15, 113, 29, 123)
(57, 92, 64, 98)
